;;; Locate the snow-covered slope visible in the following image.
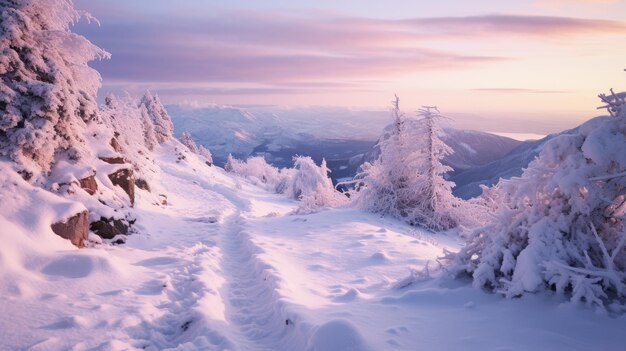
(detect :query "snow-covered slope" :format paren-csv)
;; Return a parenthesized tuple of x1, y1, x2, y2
(1, 139, 625, 350)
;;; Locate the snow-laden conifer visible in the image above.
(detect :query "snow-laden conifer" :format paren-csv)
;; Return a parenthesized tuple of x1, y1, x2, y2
(179, 131, 199, 154)
(352, 96, 458, 230)
(0, 0, 109, 179)
(178, 131, 213, 165)
(140, 91, 173, 144)
(410, 106, 458, 230)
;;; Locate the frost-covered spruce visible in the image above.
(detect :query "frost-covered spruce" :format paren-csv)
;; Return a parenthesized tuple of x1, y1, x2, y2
(179, 131, 213, 165)
(179, 131, 199, 154)
(198, 145, 213, 166)
(455, 89, 626, 307)
(410, 106, 458, 230)
(353, 96, 458, 230)
(140, 91, 173, 144)
(0, 0, 109, 179)
(353, 95, 416, 219)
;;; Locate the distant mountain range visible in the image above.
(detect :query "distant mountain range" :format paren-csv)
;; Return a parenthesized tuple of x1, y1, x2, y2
(167, 104, 567, 199)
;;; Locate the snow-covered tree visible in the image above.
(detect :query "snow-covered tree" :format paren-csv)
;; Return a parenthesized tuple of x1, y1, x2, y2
(178, 131, 213, 165)
(0, 0, 109, 179)
(411, 106, 457, 230)
(453, 86, 626, 307)
(179, 131, 199, 153)
(198, 145, 213, 166)
(224, 153, 237, 173)
(99, 92, 160, 176)
(140, 91, 173, 144)
(352, 97, 457, 230)
(352, 95, 416, 218)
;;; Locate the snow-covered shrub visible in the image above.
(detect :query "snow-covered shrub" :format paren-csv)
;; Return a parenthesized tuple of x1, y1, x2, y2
(224, 154, 282, 190)
(0, 0, 109, 179)
(352, 97, 458, 230)
(224, 154, 345, 211)
(454, 92, 626, 307)
(287, 156, 347, 212)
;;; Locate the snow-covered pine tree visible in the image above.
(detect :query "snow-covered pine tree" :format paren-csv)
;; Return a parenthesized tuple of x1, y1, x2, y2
(453, 82, 626, 307)
(224, 153, 237, 173)
(138, 103, 158, 151)
(140, 91, 173, 144)
(198, 145, 213, 166)
(179, 131, 199, 153)
(411, 106, 457, 230)
(179, 131, 213, 165)
(352, 97, 457, 230)
(353, 95, 417, 219)
(0, 0, 109, 179)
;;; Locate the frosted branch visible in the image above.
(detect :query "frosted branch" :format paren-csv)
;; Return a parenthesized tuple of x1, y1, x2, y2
(589, 171, 626, 181)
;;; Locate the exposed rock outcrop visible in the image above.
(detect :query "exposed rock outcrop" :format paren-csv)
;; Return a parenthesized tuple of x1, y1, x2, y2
(110, 137, 123, 153)
(108, 168, 135, 205)
(99, 156, 126, 164)
(136, 178, 151, 192)
(51, 210, 89, 247)
(90, 217, 129, 239)
(79, 174, 98, 195)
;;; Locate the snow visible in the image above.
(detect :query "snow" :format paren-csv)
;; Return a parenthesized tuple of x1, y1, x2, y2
(1, 141, 625, 350)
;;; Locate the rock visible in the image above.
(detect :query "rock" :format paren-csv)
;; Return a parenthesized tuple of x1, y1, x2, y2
(136, 178, 151, 192)
(99, 156, 126, 164)
(158, 194, 167, 205)
(108, 168, 135, 205)
(79, 174, 98, 195)
(90, 217, 129, 239)
(51, 210, 89, 247)
(110, 137, 123, 153)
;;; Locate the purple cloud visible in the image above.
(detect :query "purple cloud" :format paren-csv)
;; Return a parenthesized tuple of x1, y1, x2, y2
(73, 10, 626, 97)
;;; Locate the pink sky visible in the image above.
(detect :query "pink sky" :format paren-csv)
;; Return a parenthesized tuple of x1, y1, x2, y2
(74, 0, 626, 133)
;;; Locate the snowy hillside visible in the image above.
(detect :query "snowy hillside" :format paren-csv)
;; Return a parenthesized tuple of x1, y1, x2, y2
(2, 141, 625, 350)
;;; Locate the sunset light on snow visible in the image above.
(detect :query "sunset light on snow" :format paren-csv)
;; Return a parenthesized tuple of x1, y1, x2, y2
(2, 1, 626, 349)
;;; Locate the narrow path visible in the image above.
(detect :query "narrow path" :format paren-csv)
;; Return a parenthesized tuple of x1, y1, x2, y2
(219, 211, 309, 351)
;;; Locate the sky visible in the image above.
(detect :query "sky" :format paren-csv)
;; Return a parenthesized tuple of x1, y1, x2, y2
(73, 0, 626, 134)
